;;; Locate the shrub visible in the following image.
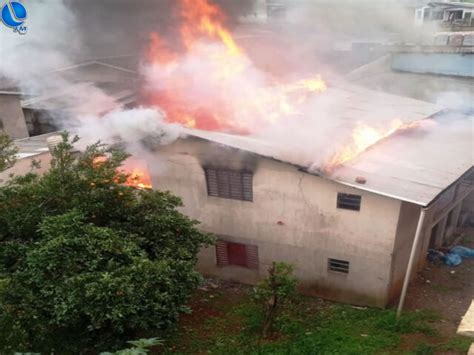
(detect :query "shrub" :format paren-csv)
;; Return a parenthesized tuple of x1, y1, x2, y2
(0, 133, 212, 352)
(252, 261, 298, 337)
(0, 132, 17, 172)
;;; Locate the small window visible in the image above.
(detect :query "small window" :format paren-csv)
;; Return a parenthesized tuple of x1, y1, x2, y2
(337, 193, 361, 211)
(216, 239, 258, 269)
(328, 258, 350, 274)
(432, 11, 444, 20)
(204, 167, 253, 201)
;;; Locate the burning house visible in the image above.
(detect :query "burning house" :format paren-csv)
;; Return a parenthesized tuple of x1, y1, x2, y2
(148, 97, 473, 308)
(1, 0, 473, 308)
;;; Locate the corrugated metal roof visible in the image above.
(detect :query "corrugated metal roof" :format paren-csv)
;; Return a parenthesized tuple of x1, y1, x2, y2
(180, 85, 472, 206)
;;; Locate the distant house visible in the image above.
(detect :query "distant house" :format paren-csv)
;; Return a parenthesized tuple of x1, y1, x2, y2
(0, 58, 138, 140)
(415, 1, 474, 29)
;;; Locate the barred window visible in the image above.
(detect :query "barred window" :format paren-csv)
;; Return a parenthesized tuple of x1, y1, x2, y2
(328, 258, 350, 274)
(216, 239, 259, 269)
(337, 193, 361, 211)
(204, 167, 253, 202)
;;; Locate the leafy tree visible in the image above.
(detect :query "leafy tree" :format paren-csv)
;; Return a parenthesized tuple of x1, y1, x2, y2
(252, 261, 298, 338)
(0, 133, 213, 353)
(0, 132, 18, 172)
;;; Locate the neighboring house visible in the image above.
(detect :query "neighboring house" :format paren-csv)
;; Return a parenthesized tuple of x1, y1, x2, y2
(148, 85, 473, 308)
(415, 1, 474, 29)
(0, 58, 138, 139)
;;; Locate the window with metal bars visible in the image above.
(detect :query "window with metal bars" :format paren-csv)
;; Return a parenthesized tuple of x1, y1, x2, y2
(204, 167, 253, 201)
(337, 193, 361, 211)
(216, 239, 259, 269)
(328, 258, 350, 274)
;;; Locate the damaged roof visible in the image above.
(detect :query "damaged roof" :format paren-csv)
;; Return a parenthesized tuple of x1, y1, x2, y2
(181, 84, 473, 206)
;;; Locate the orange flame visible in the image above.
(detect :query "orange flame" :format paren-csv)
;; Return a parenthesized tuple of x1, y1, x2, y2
(145, 0, 327, 134)
(179, 0, 241, 56)
(324, 119, 424, 172)
(92, 157, 152, 190)
(125, 168, 153, 190)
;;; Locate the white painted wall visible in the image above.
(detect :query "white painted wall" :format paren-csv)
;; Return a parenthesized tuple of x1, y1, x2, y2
(153, 137, 402, 306)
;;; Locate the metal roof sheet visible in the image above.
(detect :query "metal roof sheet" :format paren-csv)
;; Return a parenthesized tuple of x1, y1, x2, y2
(179, 85, 472, 206)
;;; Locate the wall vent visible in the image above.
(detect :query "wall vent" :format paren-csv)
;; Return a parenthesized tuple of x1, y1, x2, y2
(337, 193, 361, 211)
(328, 258, 350, 274)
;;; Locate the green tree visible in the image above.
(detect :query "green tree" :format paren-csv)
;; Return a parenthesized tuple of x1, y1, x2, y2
(252, 261, 298, 338)
(0, 132, 17, 172)
(0, 133, 213, 353)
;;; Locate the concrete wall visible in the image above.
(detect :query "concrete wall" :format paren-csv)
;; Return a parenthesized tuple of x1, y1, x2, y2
(387, 201, 421, 304)
(153, 137, 402, 307)
(0, 93, 29, 139)
(392, 53, 474, 78)
(0, 152, 52, 186)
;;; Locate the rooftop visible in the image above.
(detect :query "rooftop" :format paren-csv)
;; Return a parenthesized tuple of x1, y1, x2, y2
(9, 83, 472, 207)
(183, 109, 472, 206)
(179, 84, 472, 206)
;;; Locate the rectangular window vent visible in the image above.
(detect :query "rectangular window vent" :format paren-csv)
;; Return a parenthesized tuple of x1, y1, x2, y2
(216, 239, 258, 269)
(337, 193, 361, 211)
(328, 258, 350, 274)
(204, 167, 253, 202)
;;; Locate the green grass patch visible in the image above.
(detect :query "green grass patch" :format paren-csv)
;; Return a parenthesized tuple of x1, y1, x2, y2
(164, 294, 442, 354)
(435, 335, 472, 352)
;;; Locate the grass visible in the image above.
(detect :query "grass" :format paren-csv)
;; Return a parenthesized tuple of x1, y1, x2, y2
(161, 290, 471, 355)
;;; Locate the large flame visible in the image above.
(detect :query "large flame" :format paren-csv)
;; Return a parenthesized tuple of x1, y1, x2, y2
(324, 119, 424, 172)
(144, 0, 423, 174)
(144, 0, 326, 134)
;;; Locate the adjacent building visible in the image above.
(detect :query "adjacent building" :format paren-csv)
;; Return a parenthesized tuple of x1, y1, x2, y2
(415, 1, 474, 29)
(0, 58, 138, 140)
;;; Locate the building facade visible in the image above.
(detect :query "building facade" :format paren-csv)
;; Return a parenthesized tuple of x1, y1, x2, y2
(151, 134, 473, 307)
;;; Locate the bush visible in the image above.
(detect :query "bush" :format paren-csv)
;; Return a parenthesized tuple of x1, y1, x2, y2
(0, 133, 212, 352)
(0, 132, 17, 172)
(252, 261, 297, 337)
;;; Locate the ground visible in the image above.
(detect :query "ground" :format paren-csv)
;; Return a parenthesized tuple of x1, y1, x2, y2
(156, 233, 474, 354)
(404, 231, 474, 339)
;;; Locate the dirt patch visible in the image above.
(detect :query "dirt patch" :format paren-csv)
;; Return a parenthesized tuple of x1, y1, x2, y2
(404, 231, 474, 337)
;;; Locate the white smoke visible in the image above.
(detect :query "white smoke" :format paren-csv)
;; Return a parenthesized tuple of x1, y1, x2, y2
(75, 107, 181, 147)
(0, 0, 181, 153)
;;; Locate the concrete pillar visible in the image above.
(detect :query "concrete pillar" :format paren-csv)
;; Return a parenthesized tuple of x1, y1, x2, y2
(0, 93, 29, 139)
(450, 203, 462, 228)
(435, 215, 448, 247)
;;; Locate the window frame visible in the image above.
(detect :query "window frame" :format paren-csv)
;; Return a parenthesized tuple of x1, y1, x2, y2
(215, 239, 259, 269)
(204, 167, 253, 202)
(336, 192, 362, 211)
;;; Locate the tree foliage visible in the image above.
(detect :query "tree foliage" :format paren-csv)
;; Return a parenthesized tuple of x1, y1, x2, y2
(252, 261, 298, 338)
(0, 133, 212, 353)
(0, 132, 18, 172)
